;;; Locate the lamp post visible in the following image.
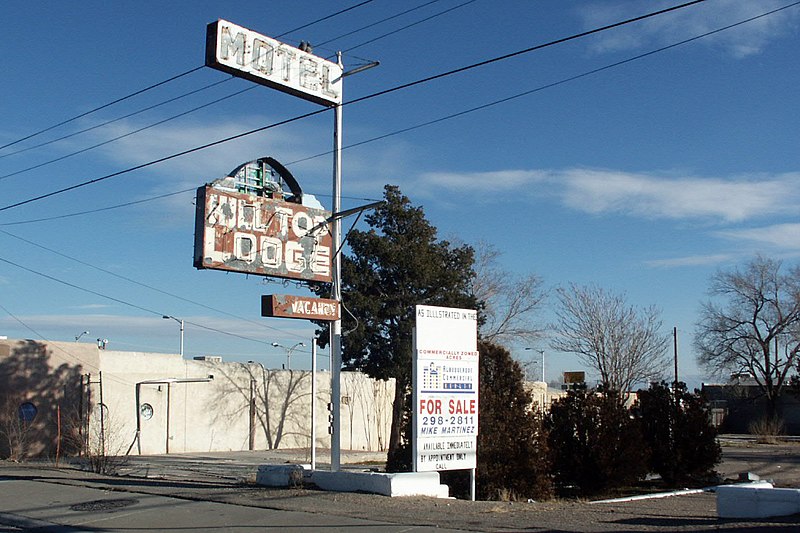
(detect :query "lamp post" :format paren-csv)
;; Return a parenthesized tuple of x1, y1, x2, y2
(329, 56, 380, 472)
(75, 330, 89, 342)
(272, 342, 306, 370)
(525, 348, 545, 383)
(162, 316, 184, 357)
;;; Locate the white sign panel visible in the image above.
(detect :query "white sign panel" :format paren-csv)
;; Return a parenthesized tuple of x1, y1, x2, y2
(413, 305, 478, 472)
(206, 19, 343, 106)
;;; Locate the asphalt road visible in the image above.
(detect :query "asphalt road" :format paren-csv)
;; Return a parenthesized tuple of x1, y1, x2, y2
(1, 438, 799, 532)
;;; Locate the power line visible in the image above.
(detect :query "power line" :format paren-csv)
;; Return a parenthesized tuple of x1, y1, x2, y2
(0, 3, 455, 181)
(0, 228, 308, 340)
(0, 86, 257, 182)
(0, 66, 204, 152)
(1, 2, 472, 183)
(0, 77, 234, 161)
(0, 255, 281, 347)
(0, 301, 138, 387)
(316, 0, 446, 47)
(0, 189, 379, 226)
(0, 189, 194, 226)
(4, 0, 794, 225)
(292, 1, 800, 165)
(0, 0, 711, 213)
(0, 1, 378, 154)
(342, 0, 479, 53)
(275, 0, 377, 38)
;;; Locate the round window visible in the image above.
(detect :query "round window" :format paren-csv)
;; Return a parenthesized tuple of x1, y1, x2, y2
(18, 402, 37, 422)
(140, 403, 154, 420)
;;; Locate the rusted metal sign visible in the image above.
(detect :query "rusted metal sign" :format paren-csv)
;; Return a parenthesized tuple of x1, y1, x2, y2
(262, 295, 340, 321)
(194, 185, 332, 282)
(205, 19, 342, 107)
(563, 371, 586, 384)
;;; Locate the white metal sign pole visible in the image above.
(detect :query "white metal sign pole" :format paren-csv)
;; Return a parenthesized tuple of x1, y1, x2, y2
(330, 51, 344, 472)
(311, 340, 317, 471)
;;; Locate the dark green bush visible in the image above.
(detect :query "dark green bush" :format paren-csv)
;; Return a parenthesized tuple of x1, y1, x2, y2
(442, 341, 552, 501)
(635, 382, 720, 485)
(546, 389, 648, 497)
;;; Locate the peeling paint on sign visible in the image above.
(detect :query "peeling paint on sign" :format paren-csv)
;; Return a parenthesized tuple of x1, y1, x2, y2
(262, 294, 340, 321)
(194, 185, 332, 283)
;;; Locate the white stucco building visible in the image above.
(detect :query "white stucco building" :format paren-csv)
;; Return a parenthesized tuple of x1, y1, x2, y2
(0, 338, 394, 460)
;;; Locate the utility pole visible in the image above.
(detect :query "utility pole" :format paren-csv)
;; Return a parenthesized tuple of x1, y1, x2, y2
(673, 327, 678, 390)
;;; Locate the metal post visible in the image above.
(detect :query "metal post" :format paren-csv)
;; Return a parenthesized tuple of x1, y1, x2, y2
(311, 341, 317, 471)
(673, 326, 679, 390)
(470, 468, 476, 501)
(249, 377, 256, 451)
(166, 382, 171, 454)
(330, 51, 344, 472)
(99, 371, 106, 457)
(179, 319, 185, 358)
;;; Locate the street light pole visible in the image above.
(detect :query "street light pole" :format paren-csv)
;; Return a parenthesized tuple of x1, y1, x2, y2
(162, 316, 184, 357)
(525, 347, 545, 383)
(329, 55, 380, 472)
(272, 342, 306, 370)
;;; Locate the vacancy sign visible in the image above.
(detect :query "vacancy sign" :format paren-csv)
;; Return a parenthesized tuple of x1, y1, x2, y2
(413, 305, 479, 472)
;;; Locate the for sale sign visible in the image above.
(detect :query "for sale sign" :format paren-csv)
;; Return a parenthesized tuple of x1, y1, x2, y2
(413, 305, 478, 472)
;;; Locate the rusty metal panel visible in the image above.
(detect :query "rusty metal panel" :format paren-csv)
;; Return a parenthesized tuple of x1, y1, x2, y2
(194, 185, 332, 283)
(262, 294, 340, 321)
(563, 371, 586, 384)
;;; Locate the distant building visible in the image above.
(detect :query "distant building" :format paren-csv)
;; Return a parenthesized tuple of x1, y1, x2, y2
(702, 375, 800, 434)
(0, 338, 393, 460)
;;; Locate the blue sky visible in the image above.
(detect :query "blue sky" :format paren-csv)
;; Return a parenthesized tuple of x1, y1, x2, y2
(1, 1, 799, 387)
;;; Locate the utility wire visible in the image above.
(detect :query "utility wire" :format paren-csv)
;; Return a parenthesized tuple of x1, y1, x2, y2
(0, 1, 450, 179)
(0, 66, 204, 152)
(0, 0, 376, 153)
(292, 2, 800, 165)
(0, 1, 375, 162)
(0, 78, 234, 160)
(0, 189, 379, 226)
(342, 0, 478, 53)
(4, 0, 793, 224)
(0, 86, 257, 182)
(275, 0, 377, 38)
(315, 0, 445, 47)
(0, 301, 138, 387)
(0, 255, 281, 347)
(0, 0, 711, 213)
(0, 228, 308, 340)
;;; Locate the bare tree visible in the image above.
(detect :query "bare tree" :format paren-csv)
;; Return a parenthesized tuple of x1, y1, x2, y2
(471, 241, 547, 345)
(551, 283, 669, 394)
(694, 255, 800, 419)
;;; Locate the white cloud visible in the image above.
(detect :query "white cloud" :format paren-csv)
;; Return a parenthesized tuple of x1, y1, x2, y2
(415, 170, 549, 197)
(558, 169, 799, 223)
(715, 223, 800, 251)
(578, 0, 799, 58)
(414, 167, 800, 224)
(644, 254, 736, 268)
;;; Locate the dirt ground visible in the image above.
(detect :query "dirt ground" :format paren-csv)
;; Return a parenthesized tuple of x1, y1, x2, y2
(5, 437, 800, 532)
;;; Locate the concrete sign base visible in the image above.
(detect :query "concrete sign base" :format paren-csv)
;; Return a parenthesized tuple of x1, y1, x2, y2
(717, 482, 800, 518)
(256, 465, 450, 498)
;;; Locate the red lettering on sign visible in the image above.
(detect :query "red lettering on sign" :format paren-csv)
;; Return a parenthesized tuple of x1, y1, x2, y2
(448, 399, 476, 415)
(420, 399, 442, 414)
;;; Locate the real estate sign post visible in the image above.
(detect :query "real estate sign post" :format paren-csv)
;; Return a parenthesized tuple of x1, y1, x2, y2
(413, 305, 478, 498)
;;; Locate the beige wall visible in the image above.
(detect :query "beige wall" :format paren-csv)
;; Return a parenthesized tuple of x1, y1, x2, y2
(0, 339, 394, 458)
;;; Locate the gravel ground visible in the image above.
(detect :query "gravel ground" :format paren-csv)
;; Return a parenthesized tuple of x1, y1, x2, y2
(4, 438, 800, 532)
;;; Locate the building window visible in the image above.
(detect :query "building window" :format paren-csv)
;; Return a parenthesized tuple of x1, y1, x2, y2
(140, 403, 154, 420)
(18, 402, 37, 423)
